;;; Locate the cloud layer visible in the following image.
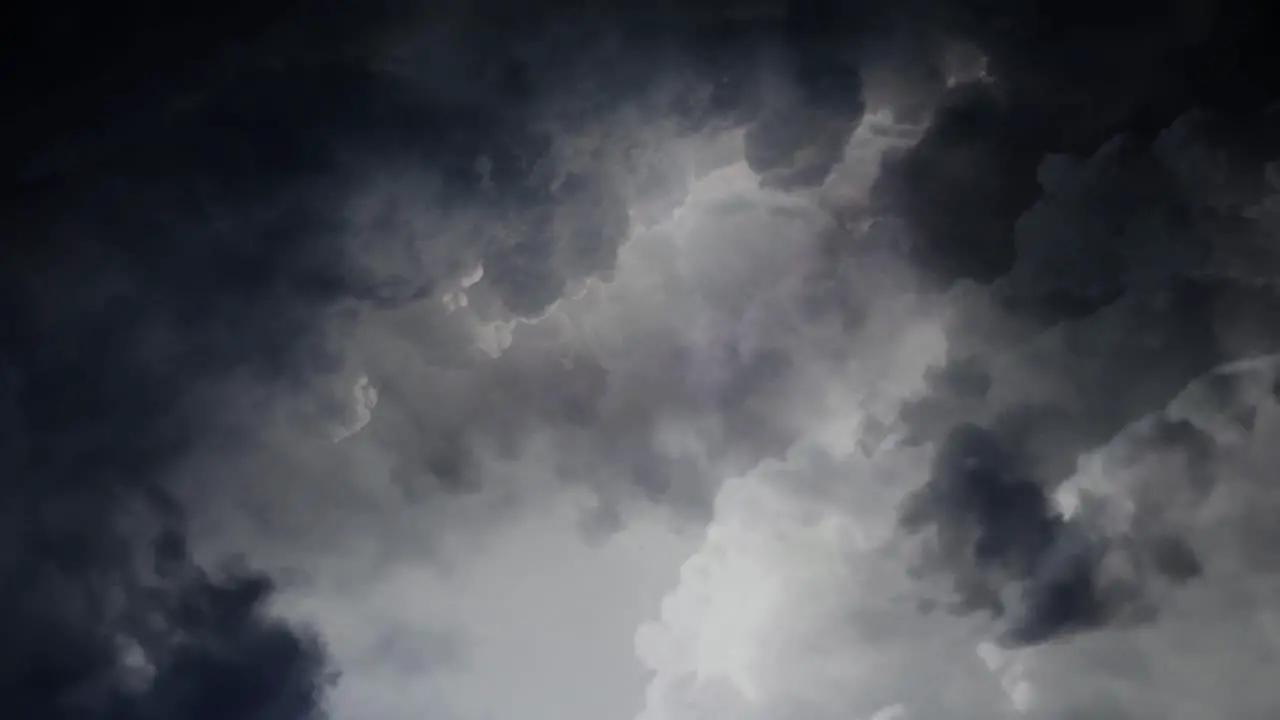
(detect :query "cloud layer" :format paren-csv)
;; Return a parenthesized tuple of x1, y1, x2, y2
(5, 1, 1280, 719)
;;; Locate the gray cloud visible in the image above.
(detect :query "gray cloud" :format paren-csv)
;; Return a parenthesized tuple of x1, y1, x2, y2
(888, 103, 1280, 649)
(7, 1, 1280, 719)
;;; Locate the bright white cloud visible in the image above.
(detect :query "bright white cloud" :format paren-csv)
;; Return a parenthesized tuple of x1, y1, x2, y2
(635, 441, 1027, 720)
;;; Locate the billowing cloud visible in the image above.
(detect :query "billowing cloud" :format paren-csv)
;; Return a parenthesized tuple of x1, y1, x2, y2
(636, 3, 1280, 717)
(638, 342, 1280, 720)
(7, 1, 1280, 719)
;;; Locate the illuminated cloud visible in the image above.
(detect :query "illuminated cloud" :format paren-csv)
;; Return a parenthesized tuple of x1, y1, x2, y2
(7, 2, 1280, 719)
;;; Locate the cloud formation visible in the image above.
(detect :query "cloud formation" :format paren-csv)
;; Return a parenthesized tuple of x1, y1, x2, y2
(6, 0, 1280, 719)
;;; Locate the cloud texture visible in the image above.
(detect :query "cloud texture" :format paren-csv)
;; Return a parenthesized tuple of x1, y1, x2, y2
(5, 0, 1280, 718)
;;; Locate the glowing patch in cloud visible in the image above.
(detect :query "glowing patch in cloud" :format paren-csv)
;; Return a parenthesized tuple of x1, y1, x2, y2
(331, 375, 379, 442)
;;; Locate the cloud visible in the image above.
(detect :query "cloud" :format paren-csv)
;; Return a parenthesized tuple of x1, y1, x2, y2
(3, 3, 899, 712)
(638, 351, 1280, 720)
(8, 2, 1280, 720)
(636, 445, 1021, 720)
(634, 4, 1280, 718)
(885, 101, 1280, 647)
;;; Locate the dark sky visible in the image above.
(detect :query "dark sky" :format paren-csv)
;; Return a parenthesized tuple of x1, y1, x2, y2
(4, 1, 1280, 718)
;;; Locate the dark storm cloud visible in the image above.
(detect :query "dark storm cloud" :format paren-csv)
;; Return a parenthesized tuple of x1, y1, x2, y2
(7, 0, 1280, 716)
(863, 0, 1280, 289)
(2, 4, 593, 718)
(872, 0, 1280, 648)
(0, 0, 887, 715)
(898, 416, 1208, 647)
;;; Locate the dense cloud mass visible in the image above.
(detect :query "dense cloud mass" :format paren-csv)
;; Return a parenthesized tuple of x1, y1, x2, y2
(4, 0, 1280, 718)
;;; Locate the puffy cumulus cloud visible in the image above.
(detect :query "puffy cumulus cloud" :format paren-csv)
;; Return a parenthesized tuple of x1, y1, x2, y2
(635, 446, 1022, 720)
(9, 1, 1280, 719)
(978, 355, 1280, 718)
(637, 3, 1280, 717)
(4, 0, 911, 715)
(835, 0, 1280, 662)
(199, 106, 923, 548)
(637, 354, 1280, 720)
(887, 103, 1280, 648)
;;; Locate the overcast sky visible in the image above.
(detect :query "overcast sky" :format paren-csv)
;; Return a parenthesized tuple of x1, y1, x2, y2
(5, 2, 1280, 719)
